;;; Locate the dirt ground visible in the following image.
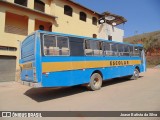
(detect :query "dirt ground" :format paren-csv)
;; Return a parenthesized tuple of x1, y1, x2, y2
(0, 68, 160, 120)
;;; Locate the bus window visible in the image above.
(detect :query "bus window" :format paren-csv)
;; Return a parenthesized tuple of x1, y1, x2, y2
(69, 37, 84, 56)
(57, 36, 69, 56)
(117, 44, 124, 56)
(138, 47, 143, 57)
(43, 35, 69, 56)
(133, 46, 139, 56)
(85, 40, 93, 56)
(85, 40, 102, 56)
(104, 42, 111, 56)
(139, 47, 144, 62)
(99, 41, 103, 55)
(92, 41, 102, 56)
(43, 35, 56, 55)
(111, 43, 118, 56)
(123, 45, 130, 56)
(129, 46, 133, 56)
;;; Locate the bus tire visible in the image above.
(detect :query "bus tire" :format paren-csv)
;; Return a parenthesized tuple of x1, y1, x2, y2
(87, 73, 102, 91)
(131, 68, 140, 80)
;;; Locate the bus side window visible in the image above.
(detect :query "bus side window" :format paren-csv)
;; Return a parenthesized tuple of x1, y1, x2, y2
(117, 44, 124, 56)
(92, 41, 102, 56)
(44, 46, 48, 55)
(104, 42, 111, 56)
(138, 47, 142, 57)
(85, 40, 102, 56)
(129, 46, 133, 56)
(85, 40, 93, 56)
(99, 42, 103, 55)
(111, 44, 118, 56)
(69, 37, 84, 56)
(57, 36, 70, 56)
(43, 35, 56, 55)
(123, 45, 130, 56)
(139, 47, 143, 57)
(133, 46, 139, 56)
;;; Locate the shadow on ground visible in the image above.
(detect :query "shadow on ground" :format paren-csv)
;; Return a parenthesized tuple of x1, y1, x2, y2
(24, 86, 87, 102)
(24, 76, 143, 102)
(102, 76, 143, 87)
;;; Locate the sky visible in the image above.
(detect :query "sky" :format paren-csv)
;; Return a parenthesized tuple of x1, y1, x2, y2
(74, 0, 160, 38)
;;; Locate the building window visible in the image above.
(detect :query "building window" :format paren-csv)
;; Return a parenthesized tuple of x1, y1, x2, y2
(35, 19, 52, 31)
(0, 46, 17, 51)
(108, 35, 112, 41)
(14, 0, 27, 7)
(39, 25, 44, 30)
(93, 34, 97, 38)
(64, 5, 73, 17)
(5, 12, 28, 36)
(49, 26, 52, 32)
(92, 17, 97, 25)
(80, 12, 87, 22)
(34, 0, 45, 12)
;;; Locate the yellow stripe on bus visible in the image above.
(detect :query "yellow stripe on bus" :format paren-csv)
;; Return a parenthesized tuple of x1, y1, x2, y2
(20, 62, 33, 69)
(42, 60, 141, 73)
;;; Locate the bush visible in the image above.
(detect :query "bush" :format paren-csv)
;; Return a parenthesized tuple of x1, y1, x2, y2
(146, 56, 160, 68)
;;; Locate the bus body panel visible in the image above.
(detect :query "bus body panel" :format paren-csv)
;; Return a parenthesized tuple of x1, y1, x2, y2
(40, 56, 142, 87)
(40, 64, 141, 87)
(20, 34, 36, 82)
(35, 32, 42, 83)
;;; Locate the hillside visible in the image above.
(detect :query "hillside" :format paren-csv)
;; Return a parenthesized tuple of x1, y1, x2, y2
(124, 30, 160, 67)
(124, 30, 160, 43)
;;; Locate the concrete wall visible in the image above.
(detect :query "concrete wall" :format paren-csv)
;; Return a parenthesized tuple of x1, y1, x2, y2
(0, 2, 54, 71)
(0, 0, 125, 81)
(52, 0, 99, 38)
(98, 24, 124, 42)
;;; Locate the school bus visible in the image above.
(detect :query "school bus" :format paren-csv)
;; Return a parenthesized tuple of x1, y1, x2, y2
(20, 30, 146, 90)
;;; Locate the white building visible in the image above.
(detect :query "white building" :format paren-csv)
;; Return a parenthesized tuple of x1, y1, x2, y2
(98, 12, 126, 42)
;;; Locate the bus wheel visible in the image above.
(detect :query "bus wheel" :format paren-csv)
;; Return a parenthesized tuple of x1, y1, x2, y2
(132, 68, 139, 80)
(87, 73, 102, 91)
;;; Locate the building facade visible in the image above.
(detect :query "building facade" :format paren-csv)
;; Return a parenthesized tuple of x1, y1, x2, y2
(0, 0, 126, 82)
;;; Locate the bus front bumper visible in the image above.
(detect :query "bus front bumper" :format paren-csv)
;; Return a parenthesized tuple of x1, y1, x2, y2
(21, 81, 42, 88)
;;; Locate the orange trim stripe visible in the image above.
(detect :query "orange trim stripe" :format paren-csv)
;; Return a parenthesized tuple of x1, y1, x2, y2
(42, 60, 141, 73)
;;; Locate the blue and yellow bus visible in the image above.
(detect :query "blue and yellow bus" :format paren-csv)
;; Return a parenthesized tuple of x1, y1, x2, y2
(20, 30, 146, 90)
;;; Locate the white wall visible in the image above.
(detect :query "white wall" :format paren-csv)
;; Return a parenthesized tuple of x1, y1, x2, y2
(98, 23, 124, 42)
